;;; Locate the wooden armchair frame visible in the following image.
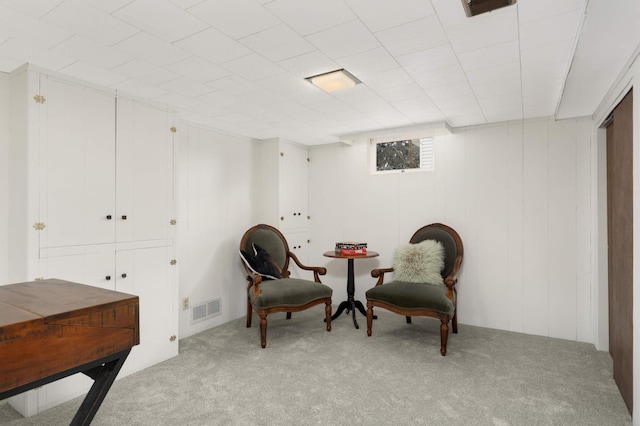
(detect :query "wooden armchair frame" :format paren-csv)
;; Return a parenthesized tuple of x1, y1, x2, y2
(240, 224, 332, 348)
(366, 223, 463, 356)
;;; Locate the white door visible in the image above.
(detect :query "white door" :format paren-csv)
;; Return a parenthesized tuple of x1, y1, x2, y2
(39, 77, 116, 249)
(279, 142, 309, 231)
(115, 246, 178, 376)
(115, 98, 175, 244)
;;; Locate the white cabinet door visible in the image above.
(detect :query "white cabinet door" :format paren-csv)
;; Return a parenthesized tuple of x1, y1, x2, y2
(116, 98, 175, 244)
(279, 141, 309, 231)
(42, 248, 115, 291)
(39, 77, 116, 249)
(115, 246, 178, 376)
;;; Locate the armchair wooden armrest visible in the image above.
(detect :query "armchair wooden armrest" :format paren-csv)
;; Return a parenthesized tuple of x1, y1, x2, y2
(245, 273, 264, 298)
(444, 255, 463, 288)
(288, 251, 328, 283)
(371, 267, 394, 286)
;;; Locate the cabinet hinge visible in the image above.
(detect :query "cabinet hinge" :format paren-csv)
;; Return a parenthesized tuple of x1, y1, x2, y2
(33, 222, 46, 230)
(169, 335, 177, 342)
(33, 94, 46, 104)
(170, 259, 177, 265)
(170, 219, 177, 225)
(170, 126, 177, 133)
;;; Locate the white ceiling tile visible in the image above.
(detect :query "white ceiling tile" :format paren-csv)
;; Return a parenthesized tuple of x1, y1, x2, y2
(206, 75, 260, 96)
(519, 10, 583, 51)
(430, 0, 468, 29)
(51, 35, 132, 69)
(345, 0, 435, 32)
(360, 67, 413, 91)
(458, 40, 519, 71)
(240, 24, 315, 62)
(58, 61, 129, 87)
(236, 89, 289, 107)
(0, 5, 71, 49)
(113, 0, 208, 43)
(159, 76, 216, 98)
(520, 39, 574, 67)
(376, 83, 425, 102)
(112, 32, 190, 67)
(336, 47, 398, 78)
(522, 78, 564, 105)
(412, 64, 467, 89)
(472, 78, 521, 100)
(0, 52, 23, 73)
(151, 91, 204, 109)
(84, 0, 133, 14)
(521, 61, 569, 84)
(266, 0, 356, 36)
(446, 10, 518, 53)
(220, 53, 285, 81)
(426, 81, 475, 102)
(396, 45, 458, 74)
(465, 62, 520, 86)
(114, 78, 170, 99)
(187, 0, 280, 39)
(111, 59, 178, 85)
(374, 15, 448, 56)
(42, 0, 139, 46)
(277, 50, 338, 78)
(518, 0, 585, 25)
(305, 20, 381, 59)
(0, 0, 62, 18)
(170, 0, 210, 11)
(174, 28, 252, 64)
(0, 37, 75, 71)
(166, 56, 230, 83)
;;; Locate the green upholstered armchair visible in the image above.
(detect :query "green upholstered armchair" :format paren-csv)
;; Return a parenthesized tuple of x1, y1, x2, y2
(366, 223, 463, 356)
(240, 224, 332, 348)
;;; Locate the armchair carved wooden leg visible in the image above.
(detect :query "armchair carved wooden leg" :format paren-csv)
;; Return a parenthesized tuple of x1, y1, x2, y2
(246, 299, 252, 328)
(259, 312, 268, 348)
(439, 317, 449, 356)
(366, 302, 374, 336)
(452, 311, 458, 334)
(325, 301, 332, 331)
(286, 312, 292, 319)
(406, 316, 412, 324)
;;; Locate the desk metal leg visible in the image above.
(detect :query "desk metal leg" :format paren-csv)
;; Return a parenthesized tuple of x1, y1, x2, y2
(71, 349, 131, 426)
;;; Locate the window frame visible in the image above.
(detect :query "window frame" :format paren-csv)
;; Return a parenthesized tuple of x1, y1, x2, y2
(370, 136, 435, 175)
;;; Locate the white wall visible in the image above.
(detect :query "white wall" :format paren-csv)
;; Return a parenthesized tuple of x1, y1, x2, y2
(176, 122, 254, 339)
(309, 117, 594, 343)
(0, 73, 8, 286)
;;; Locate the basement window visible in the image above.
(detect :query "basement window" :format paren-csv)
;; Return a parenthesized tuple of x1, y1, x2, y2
(374, 137, 434, 173)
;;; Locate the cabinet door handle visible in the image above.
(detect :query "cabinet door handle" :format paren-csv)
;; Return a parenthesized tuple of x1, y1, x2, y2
(106, 215, 112, 220)
(121, 215, 127, 220)
(106, 275, 111, 281)
(121, 273, 127, 279)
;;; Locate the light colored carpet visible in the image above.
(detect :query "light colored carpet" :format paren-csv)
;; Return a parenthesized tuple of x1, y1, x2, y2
(0, 307, 632, 425)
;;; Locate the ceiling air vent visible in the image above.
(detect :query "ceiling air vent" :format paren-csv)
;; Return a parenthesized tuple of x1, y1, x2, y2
(461, 0, 517, 17)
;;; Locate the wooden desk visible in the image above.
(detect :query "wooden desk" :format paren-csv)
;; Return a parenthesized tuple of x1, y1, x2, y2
(323, 251, 379, 329)
(0, 279, 139, 425)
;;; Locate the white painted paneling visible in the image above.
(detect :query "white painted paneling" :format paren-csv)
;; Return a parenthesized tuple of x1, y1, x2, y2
(0, 74, 8, 285)
(177, 123, 253, 339)
(548, 119, 578, 340)
(506, 121, 525, 333)
(309, 117, 595, 343)
(522, 119, 550, 336)
(575, 120, 593, 343)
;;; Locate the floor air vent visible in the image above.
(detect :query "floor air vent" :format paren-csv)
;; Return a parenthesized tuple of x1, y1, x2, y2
(191, 298, 221, 324)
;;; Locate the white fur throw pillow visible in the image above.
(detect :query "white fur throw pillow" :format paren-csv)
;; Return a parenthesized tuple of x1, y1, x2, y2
(392, 240, 445, 286)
